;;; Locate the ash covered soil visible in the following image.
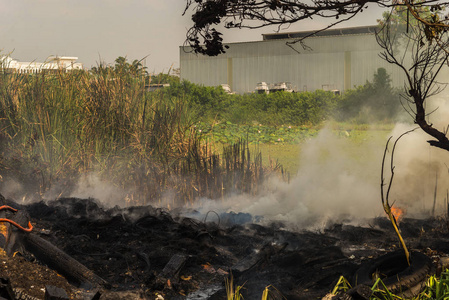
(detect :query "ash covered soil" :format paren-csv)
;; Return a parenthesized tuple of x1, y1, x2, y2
(2, 195, 449, 300)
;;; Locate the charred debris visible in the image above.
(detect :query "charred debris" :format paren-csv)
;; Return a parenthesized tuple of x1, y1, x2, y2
(0, 193, 447, 299)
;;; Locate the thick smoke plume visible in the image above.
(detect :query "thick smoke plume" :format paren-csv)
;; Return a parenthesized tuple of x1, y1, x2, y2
(190, 121, 449, 228)
(191, 127, 383, 228)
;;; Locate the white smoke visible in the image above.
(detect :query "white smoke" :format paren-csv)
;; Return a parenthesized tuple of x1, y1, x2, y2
(3, 102, 449, 229)
(190, 118, 449, 228)
(190, 127, 383, 228)
(0, 178, 26, 202)
(68, 173, 130, 207)
(388, 95, 449, 217)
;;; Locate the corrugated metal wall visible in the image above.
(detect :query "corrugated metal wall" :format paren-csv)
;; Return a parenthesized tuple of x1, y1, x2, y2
(180, 32, 407, 94)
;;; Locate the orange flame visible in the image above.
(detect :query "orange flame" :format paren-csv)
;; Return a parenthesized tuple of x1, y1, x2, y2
(202, 262, 216, 273)
(391, 206, 405, 221)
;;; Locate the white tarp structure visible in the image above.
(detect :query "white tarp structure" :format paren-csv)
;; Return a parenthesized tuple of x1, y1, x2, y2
(0, 55, 83, 74)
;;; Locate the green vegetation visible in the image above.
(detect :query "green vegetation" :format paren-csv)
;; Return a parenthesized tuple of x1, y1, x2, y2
(0, 64, 195, 204)
(331, 269, 449, 299)
(161, 81, 338, 126)
(225, 275, 285, 300)
(0, 57, 400, 205)
(0, 59, 277, 205)
(195, 122, 319, 144)
(225, 276, 244, 300)
(158, 67, 401, 127)
(334, 68, 402, 123)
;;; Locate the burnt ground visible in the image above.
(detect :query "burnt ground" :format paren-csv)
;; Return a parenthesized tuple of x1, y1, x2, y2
(1, 196, 449, 299)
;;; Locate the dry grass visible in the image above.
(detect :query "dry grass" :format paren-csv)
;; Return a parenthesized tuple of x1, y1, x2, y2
(0, 66, 282, 205)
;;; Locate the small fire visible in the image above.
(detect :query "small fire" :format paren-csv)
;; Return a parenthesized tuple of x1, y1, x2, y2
(391, 206, 405, 221)
(202, 262, 216, 273)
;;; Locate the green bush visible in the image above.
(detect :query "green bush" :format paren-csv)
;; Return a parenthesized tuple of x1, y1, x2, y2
(163, 81, 338, 126)
(153, 68, 400, 127)
(161, 80, 232, 121)
(234, 90, 337, 125)
(334, 68, 401, 123)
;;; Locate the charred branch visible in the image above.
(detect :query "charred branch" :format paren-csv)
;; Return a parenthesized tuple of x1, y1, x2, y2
(381, 129, 417, 265)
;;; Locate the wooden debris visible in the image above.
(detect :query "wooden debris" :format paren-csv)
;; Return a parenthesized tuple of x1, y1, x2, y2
(231, 242, 287, 276)
(44, 285, 69, 300)
(23, 233, 108, 289)
(157, 253, 187, 286)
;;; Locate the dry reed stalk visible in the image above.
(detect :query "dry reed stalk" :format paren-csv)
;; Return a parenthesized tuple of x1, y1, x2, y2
(0, 64, 284, 205)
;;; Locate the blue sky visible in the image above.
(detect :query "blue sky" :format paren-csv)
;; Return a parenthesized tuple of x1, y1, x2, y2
(0, 1, 387, 73)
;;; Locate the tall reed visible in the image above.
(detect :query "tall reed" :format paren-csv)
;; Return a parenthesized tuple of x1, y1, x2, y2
(0, 63, 281, 205)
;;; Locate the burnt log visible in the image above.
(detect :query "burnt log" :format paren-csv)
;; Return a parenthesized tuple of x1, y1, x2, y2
(353, 251, 434, 298)
(23, 233, 108, 289)
(5, 210, 108, 289)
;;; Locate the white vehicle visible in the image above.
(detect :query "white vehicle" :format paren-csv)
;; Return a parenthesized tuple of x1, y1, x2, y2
(270, 82, 293, 93)
(220, 84, 235, 94)
(331, 89, 341, 96)
(255, 82, 270, 94)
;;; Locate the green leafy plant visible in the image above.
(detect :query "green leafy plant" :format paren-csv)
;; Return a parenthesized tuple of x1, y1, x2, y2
(370, 278, 403, 300)
(196, 122, 319, 145)
(420, 269, 449, 299)
(331, 276, 353, 295)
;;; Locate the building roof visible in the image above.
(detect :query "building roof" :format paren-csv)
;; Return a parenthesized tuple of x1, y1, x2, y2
(0, 55, 83, 73)
(262, 25, 378, 40)
(47, 56, 79, 62)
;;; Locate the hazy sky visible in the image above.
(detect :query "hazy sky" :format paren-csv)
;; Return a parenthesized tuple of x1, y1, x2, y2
(0, 1, 388, 73)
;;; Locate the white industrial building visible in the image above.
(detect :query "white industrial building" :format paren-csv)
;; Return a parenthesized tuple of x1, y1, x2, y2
(180, 25, 407, 94)
(0, 55, 83, 74)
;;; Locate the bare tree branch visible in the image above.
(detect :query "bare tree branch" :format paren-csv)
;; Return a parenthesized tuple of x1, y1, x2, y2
(184, 0, 449, 56)
(377, 17, 449, 152)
